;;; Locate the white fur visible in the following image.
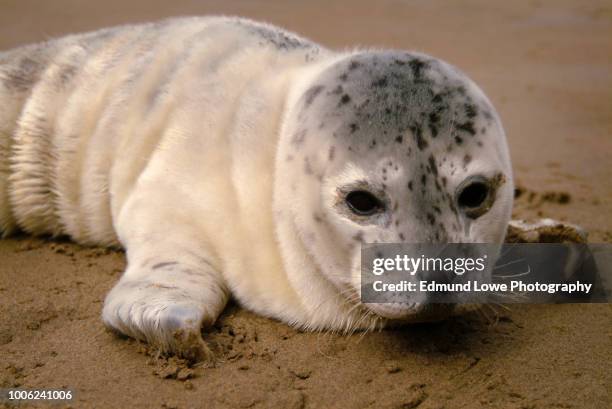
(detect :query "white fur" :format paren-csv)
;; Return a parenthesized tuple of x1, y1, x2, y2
(0, 17, 515, 359)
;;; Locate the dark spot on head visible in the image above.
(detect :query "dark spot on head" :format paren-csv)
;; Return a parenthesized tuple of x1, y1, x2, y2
(349, 60, 361, 70)
(372, 76, 388, 87)
(349, 123, 359, 134)
(456, 121, 476, 136)
(303, 85, 324, 107)
(455, 135, 463, 145)
(463, 154, 472, 166)
(339, 94, 351, 105)
(434, 179, 442, 191)
(428, 155, 438, 177)
(426, 213, 436, 225)
(407, 181, 413, 191)
(395, 135, 403, 143)
(465, 103, 478, 118)
(292, 129, 307, 145)
(410, 125, 428, 150)
(448, 199, 458, 214)
(408, 58, 427, 79)
(331, 85, 343, 95)
(428, 112, 440, 137)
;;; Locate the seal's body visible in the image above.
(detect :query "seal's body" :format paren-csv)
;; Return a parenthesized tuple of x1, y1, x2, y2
(0, 17, 514, 360)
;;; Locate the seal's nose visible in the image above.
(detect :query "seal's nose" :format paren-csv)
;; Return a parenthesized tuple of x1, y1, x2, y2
(422, 268, 456, 303)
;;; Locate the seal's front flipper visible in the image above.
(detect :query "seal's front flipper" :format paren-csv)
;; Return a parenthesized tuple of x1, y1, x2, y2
(503, 218, 605, 303)
(102, 254, 228, 362)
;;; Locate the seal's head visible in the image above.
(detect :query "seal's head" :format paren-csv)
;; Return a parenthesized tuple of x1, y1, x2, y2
(276, 51, 513, 324)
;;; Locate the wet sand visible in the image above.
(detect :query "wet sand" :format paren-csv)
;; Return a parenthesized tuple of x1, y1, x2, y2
(1, 1, 611, 408)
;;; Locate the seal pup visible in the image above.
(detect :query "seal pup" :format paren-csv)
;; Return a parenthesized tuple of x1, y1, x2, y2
(1, 16, 519, 360)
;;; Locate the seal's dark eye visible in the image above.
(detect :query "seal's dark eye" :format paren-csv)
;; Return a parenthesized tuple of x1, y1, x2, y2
(458, 182, 489, 208)
(345, 190, 383, 216)
(457, 180, 491, 218)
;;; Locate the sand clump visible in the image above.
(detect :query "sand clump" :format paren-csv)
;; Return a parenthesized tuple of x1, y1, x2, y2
(506, 220, 588, 243)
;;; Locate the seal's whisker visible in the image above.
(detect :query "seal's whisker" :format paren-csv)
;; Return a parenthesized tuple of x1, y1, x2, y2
(350, 307, 374, 336)
(492, 302, 511, 312)
(489, 291, 528, 303)
(493, 266, 531, 279)
(493, 257, 526, 270)
(475, 307, 492, 324)
(484, 304, 500, 326)
(314, 330, 336, 359)
(356, 311, 378, 341)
